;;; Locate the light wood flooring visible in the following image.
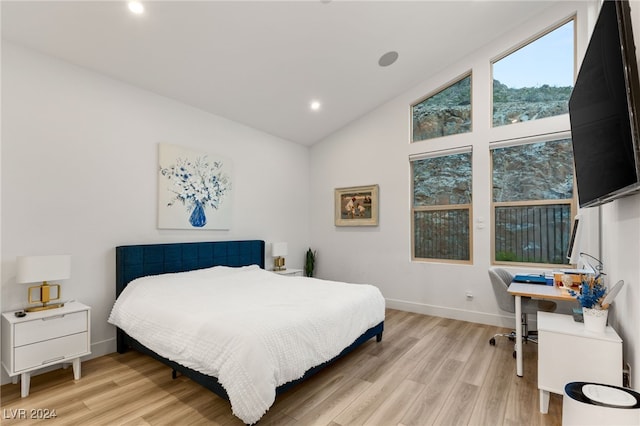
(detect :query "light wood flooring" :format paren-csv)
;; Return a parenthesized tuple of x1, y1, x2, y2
(0, 309, 562, 425)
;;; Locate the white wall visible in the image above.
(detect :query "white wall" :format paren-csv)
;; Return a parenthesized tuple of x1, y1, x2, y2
(602, 196, 640, 389)
(310, 1, 593, 328)
(604, 0, 640, 391)
(1, 42, 311, 382)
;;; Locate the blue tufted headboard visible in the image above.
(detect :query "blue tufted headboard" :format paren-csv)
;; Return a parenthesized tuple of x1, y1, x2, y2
(115, 240, 265, 297)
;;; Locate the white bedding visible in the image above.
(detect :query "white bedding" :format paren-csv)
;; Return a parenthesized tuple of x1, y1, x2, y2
(108, 265, 385, 424)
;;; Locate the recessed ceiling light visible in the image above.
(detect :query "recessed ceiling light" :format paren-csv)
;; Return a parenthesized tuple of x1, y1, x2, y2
(310, 100, 322, 111)
(128, 1, 144, 15)
(378, 51, 399, 67)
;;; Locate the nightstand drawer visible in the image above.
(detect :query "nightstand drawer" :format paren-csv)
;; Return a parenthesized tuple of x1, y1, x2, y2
(15, 311, 88, 347)
(14, 332, 88, 372)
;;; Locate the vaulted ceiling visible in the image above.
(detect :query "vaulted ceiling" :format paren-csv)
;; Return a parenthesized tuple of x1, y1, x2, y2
(2, 1, 558, 145)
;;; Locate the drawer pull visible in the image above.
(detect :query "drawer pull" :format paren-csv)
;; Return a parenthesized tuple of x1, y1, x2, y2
(42, 356, 65, 364)
(42, 315, 65, 321)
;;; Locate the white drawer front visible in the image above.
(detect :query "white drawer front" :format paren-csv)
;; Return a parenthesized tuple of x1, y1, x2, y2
(14, 332, 89, 372)
(15, 311, 87, 346)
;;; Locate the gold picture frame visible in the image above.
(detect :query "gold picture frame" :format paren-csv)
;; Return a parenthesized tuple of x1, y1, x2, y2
(334, 185, 379, 226)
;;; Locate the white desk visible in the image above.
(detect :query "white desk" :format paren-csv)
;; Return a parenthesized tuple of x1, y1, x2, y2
(537, 311, 622, 413)
(507, 283, 576, 377)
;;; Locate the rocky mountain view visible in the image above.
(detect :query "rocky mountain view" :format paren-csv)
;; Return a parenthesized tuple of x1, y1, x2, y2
(493, 79, 571, 127)
(413, 152, 472, 206)
(492, 139, 574, 202)
(412, 76, 471, 142)
(412, 78, 572, 141)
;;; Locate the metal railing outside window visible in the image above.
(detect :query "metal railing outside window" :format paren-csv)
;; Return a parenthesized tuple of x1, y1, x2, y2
(494, 203, 572, 264)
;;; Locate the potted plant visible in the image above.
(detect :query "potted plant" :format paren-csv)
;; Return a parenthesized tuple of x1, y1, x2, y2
(569, 275, 624, 332)
(304, 248, 316, 277)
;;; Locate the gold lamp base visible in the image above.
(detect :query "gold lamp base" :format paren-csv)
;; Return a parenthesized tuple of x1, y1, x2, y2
(26, 282, 62, 312)
(25, 302, 65, 313)
(273, 256, 286, 271)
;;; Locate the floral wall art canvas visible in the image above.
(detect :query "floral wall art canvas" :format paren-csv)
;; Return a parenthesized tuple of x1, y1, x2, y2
(158, 143, 233, 230)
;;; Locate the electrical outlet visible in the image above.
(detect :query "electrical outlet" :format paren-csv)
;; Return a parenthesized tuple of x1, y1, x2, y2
(623, 362, 631, 388)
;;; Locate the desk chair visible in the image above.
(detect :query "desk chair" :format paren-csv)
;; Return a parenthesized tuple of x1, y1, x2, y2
(488, 267, 556, 356)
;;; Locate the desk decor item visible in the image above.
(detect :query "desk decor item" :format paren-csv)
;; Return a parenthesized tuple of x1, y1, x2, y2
(582, 307, 608, 333)
(158, 143, 233, 230)
(334, 185, 379, 226)
(16, 255, 71, 312)
(569, 276, 624, 333)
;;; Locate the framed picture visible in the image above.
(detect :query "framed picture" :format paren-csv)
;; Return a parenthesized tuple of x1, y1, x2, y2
(334, 185, 379, 226)
(158, 143, 233, 230)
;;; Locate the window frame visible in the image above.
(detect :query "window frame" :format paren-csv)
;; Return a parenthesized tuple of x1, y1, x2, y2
(410, 71, 473, 143)
(490, 16, 576, 129)
(410, 147, 473, 264)
(490, 134, 577, 268)
(487, 13, 578, 267)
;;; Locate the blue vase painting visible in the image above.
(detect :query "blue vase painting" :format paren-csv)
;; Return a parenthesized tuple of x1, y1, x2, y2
(158, 144, 233, 230)
(189, 201, 207, 227)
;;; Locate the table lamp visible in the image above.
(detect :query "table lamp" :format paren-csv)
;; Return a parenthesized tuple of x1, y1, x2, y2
(16, 255, 70, 312)
(272, 242, 287, 271)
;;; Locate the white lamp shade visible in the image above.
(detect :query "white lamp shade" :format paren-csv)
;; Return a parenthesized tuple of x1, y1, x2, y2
(272, 242, 288, 257)
(16, 255, 71, 284)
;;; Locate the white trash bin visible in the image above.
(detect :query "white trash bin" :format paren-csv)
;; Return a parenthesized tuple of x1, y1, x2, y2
(563, 382, 640, 425)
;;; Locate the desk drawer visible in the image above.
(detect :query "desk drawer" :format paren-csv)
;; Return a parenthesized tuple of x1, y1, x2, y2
(14, 332, 88, 372)
(15, 311, 87, 347)
(539, 329, 622, 394)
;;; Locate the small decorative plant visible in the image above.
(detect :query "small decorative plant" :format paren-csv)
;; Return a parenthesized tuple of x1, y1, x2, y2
(304, 248, 316, 277)
(569, 275, 607, 309)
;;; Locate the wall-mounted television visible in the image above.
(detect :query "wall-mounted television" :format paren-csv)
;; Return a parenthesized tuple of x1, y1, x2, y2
(568, 0, 640, 208)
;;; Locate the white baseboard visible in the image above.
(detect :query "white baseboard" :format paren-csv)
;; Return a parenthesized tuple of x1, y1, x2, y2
(90, 337, 117, 358)
(385, 298, 530, 329)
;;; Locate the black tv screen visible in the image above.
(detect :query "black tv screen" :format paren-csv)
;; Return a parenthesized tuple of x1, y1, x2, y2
(569, 0, 640, 208)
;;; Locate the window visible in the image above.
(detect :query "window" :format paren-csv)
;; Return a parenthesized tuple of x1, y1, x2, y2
(411, 74, 472, 142)
(412, 149, 472, 262)
(409, 15, 577, 266)
(491, 138, 575, 265)
(492, 19, 574, 127)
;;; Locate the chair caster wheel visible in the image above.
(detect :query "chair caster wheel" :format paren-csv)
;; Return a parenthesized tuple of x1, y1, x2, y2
(489, 338, 496, 346)
(513, 351, 517, 358)
(508, 336, 515, 341)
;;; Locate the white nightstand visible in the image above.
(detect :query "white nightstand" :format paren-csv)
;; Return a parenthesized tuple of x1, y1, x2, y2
(1, 301, 91, 397)
(272, 268, 304, 277)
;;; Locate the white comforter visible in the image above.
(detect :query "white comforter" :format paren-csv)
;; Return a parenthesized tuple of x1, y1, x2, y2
(108, 265, 385, 424)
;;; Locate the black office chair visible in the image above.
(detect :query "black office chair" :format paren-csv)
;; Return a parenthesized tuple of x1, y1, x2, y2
(488, 267, 556, 356)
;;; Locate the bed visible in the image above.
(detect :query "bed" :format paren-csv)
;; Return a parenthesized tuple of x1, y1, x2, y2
(110, 240, 385, 424)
